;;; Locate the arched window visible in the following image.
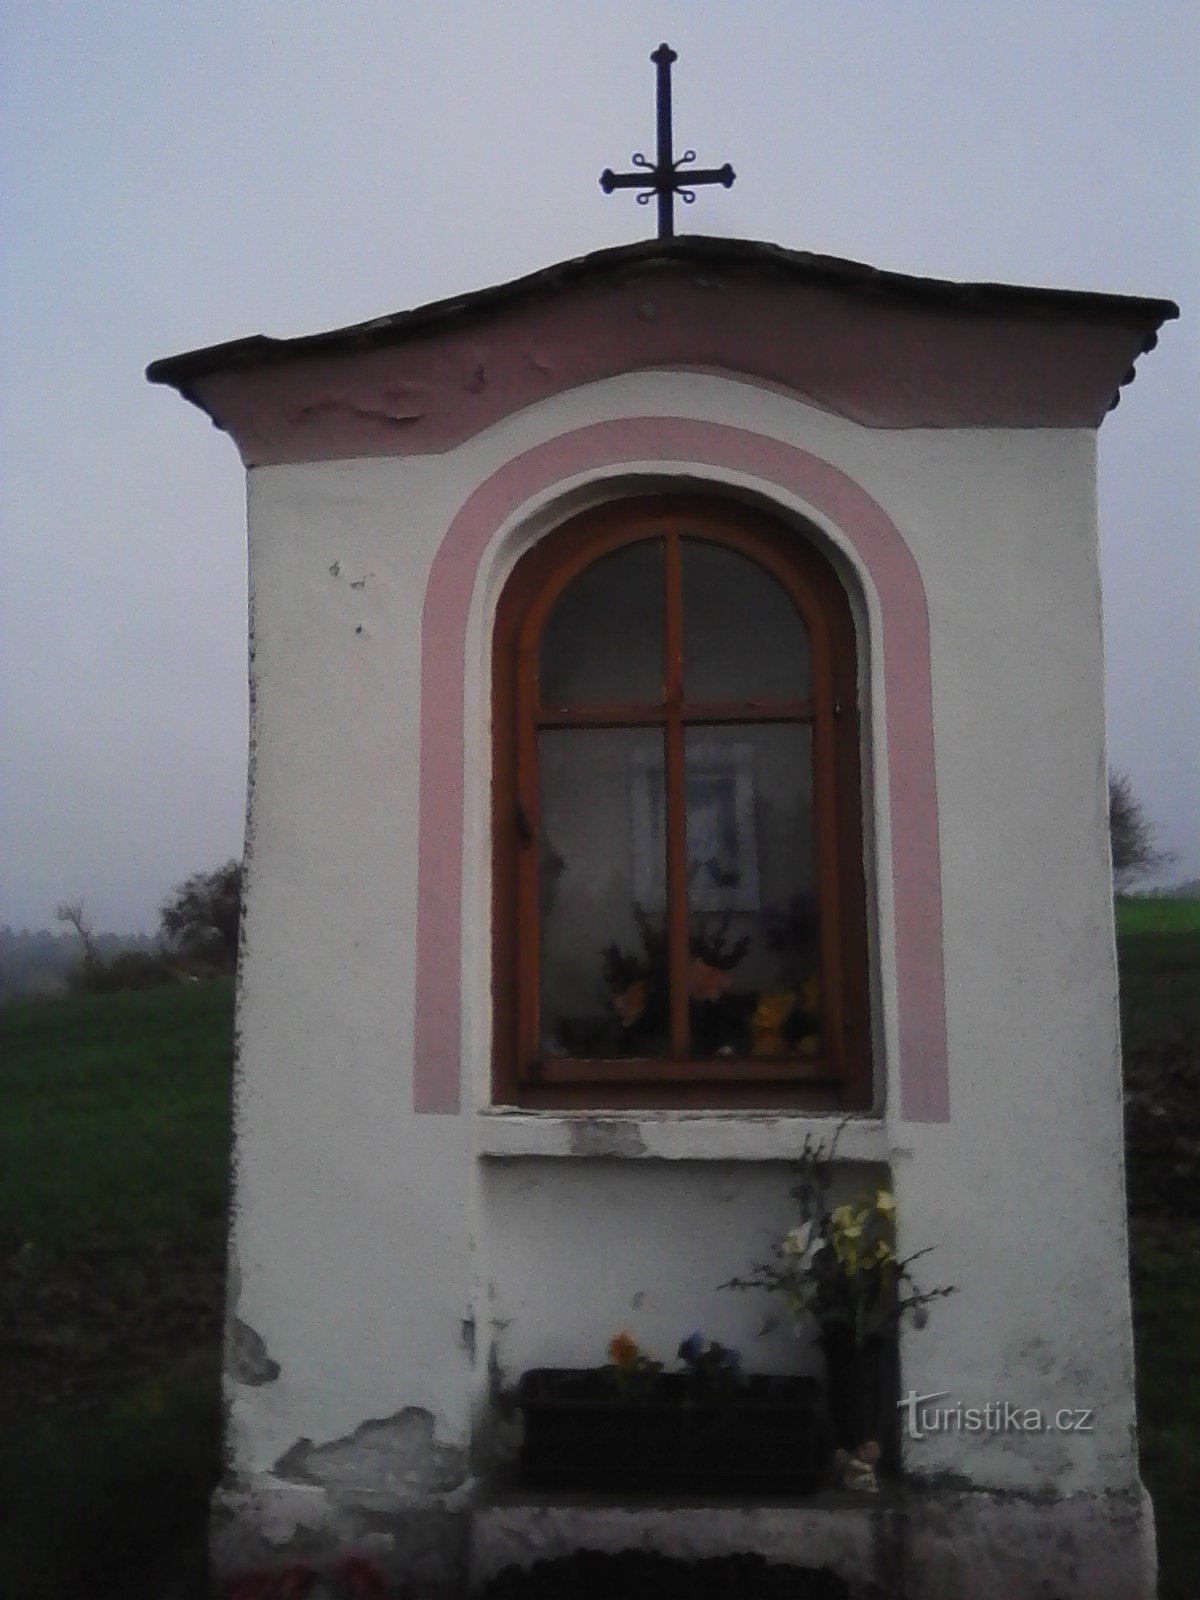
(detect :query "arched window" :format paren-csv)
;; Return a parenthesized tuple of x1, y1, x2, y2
(492, 498, 870, 1109)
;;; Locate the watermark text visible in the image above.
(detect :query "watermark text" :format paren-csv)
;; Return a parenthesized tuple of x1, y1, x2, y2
(898, 1390, 1095, 1441)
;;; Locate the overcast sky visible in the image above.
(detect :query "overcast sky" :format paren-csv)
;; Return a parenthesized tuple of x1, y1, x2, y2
(2, 1, 1196, 933)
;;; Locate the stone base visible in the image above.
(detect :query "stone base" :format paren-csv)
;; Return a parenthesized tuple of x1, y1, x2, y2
(210, 1479, 471, 1598)
(470, 1487, 1157, 1599)
(212, 1479, 1156, 1599)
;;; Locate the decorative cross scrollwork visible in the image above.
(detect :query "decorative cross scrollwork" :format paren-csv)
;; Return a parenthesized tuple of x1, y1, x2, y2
(600, 43, 735, 240)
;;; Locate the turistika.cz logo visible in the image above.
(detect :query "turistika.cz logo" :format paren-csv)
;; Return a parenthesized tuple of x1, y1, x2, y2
(898, 1390, 1095, 1441)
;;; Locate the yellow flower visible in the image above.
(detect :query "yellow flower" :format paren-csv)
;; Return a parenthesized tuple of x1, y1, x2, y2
(607, 1330, 640, 1368)
(875, 1189, 896, 1217)
(751, 989, 795, 1050)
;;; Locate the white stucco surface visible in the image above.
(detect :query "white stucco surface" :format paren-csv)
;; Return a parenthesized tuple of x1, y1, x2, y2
(223, 368, 1138, 1557)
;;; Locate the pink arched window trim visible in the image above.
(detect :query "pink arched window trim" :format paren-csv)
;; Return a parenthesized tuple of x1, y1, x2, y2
(413, 418, 948, 1122)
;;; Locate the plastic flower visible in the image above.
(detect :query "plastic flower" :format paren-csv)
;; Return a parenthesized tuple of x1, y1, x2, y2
(677, 1332, 741, 1381)
(781, 1223, 811, 1256)
(751, 989, 796, 1056)
(723, 1133, 955, 1346)
(753, 990, 795, 1032)
(677, 1330, 706, 1364)
(274, 1568, 318, 1600)
(607, 1329, 640, 1368)
(611, 981, 647, 1026)
(332, 1556, 388, 1600)
(831, 1205, 868, 1273)
(688, 958, 731, 1002)
(782, 1220, 823, 1272)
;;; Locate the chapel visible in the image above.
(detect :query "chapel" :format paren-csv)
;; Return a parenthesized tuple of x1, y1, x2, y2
(150, 54, 1176, 1599)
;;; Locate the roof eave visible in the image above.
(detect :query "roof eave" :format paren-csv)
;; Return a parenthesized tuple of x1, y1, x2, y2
(146, 236, 1179, 393)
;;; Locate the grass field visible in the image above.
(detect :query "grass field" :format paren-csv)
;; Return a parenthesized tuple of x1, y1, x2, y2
(0, 982, 233, 1600)
(1116, 894, 1200, 936)
(1116, 918, 1200, 1600)
(0, 927, 1196, 1598)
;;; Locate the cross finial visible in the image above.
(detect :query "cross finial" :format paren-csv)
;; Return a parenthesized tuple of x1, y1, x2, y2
(600, 42, 735, 240)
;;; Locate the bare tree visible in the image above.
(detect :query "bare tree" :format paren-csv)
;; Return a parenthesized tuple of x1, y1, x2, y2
(56, 898, 98, 967)
(1109, 771, 1171, 892)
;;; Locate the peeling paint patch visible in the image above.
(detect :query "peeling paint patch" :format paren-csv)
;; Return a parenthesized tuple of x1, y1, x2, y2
(295, 399, 425, 428)
(567, 1118, 647, 1159)
(274, 1409, 466, 1497)
(227, 1317, 281, 1386)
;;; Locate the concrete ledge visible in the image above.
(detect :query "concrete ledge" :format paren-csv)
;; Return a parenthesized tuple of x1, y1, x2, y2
(209, 1478, 1156, 1599)
(475, 1110, 889, 1163)
(470, 1497, 884, 1591)
(468, 1485, 1156, 1599)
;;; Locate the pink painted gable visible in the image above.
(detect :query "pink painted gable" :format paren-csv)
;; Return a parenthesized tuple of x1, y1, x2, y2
(190, 271, 1156, 467)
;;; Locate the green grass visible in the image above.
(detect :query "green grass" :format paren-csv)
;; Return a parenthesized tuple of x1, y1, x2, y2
(0, 1358, 221, 1600)
(0, 937, 1195, 1597)
(1117, 896, 1200, 936)
(0, 981, 234, 1599)
(1129, 1216, 1200, 1600)
(1116, 925, 1199, 1599)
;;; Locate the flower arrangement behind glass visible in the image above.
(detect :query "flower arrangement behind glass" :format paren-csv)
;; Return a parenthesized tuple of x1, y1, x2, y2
(601, 905, 751, 1055)
(724, 1132, 954, 1350)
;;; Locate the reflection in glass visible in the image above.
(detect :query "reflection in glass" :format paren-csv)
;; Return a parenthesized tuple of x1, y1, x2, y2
(538, 728, 668, 1058)
(540, 541, 664, 706)
(682, 540, 811, 702)
(683, 725, 820, 1060)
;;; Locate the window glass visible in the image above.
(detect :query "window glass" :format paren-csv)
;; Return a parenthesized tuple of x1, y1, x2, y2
(538, 727, 669, 1058)
(681, 540, 811, 701)
(683, 725, 820, 1060)
(494, 501, 868, 1110)
(539, 541, 664, 706)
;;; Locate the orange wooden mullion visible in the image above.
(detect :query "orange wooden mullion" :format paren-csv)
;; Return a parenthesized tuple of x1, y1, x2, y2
(663, 530, 690, 1061)
(514, 629, 542, 1074)
(536, 698, 815, 728)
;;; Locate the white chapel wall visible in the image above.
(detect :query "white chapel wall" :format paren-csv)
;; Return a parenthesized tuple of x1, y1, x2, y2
(226, 370, 1133, 1499)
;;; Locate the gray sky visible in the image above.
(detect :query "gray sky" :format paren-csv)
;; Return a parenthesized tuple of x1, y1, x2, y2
(2, 1, 1196, 933)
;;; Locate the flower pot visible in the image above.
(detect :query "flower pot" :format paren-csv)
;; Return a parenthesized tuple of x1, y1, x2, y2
(516, 1369, 826, 1493)
(819, 1334, 900, 1475)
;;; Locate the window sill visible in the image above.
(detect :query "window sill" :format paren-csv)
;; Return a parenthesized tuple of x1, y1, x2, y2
(475, 1109, 888, 1163)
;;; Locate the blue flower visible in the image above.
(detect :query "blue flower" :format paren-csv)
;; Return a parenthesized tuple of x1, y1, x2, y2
(678, 1330, 706, 1365)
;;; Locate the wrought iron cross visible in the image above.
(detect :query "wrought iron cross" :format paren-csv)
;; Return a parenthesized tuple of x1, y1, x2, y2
(600, 43, 735, 240)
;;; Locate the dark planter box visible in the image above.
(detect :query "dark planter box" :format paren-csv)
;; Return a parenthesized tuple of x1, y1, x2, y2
(516, 1369, 827, 1494)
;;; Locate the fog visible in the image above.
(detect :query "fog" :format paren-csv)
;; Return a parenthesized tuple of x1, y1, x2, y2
(2, 2, 1195, 931)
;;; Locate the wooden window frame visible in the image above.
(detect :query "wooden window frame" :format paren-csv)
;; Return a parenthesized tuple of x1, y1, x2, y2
(491, 496, 871, 1111)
